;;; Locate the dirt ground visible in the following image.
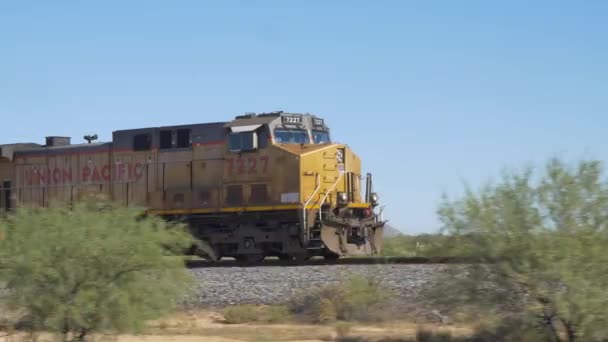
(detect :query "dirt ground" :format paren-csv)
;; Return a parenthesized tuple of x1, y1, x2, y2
(0, 310, 473, 342)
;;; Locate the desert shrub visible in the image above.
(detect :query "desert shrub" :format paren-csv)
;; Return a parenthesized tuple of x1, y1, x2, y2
(289, 276, 390, 323)
(222, 305, 260, 324)
(469, 317, 554, 342)
(433, 159, 608, 341)
(380, 318, 552, 342)
(382, 234, 477, 258)
(334, 322, 353, 337)
(264, 305, 291, 323)
(0, 199, 194, 341)
(381, 235, 418, 257)
(222, 305, 291, 324)
(318, 298, 338, 323)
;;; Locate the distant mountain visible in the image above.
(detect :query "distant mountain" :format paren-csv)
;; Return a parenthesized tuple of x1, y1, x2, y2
(383, 224, 403, 237)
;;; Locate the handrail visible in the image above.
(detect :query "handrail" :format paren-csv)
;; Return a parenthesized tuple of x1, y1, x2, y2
(318, 172, 344, 221)
(302, 173, 321, 243)
(353, 173, 361, 202)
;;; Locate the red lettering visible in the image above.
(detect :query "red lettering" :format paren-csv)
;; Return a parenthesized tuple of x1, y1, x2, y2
(101, 165, 111, 181)
(248, 157, 257, 174)
(260, 156, 269, 173)
(53, 168, 61, 183)
(39, 169, 48, 184)
(225, 157, 269, 176)
(22, 167, 74, 184)
(225, 159, 234, 175)
(63, 168, 72, 183)
(92, 166, 101, 182)
(237, 158, 245, 175)
(82, 167, 91, 182)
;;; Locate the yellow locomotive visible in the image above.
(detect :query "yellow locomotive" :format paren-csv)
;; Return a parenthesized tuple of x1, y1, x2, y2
(0, 111, 384, 262)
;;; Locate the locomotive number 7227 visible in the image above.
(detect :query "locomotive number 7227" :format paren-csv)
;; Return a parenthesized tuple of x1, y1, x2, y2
(225, 156, 269, 176)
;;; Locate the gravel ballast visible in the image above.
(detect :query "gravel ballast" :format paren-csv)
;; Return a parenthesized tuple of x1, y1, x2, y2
(184, 264, 449, 309)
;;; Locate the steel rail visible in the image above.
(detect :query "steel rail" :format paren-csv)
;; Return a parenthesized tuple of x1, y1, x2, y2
(185, 256, 477, 268)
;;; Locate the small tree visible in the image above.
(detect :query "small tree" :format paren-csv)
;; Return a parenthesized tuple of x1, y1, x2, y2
(0, 199, 194, 341)
(434, 159, 608, 341)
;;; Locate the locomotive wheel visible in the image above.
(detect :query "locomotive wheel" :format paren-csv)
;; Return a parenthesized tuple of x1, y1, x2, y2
(278, 254, 294, 261)
(323, 253, 340, 261)
(235, 253, 265, 266)
(293, 252, 311, 262)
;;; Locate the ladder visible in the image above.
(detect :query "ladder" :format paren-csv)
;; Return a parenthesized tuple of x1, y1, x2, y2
(306, 223, 324, 250)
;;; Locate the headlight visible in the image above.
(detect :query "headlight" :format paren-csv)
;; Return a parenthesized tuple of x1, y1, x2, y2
(370, 193, 379, 207)
(337, 192, 349, 205)
(336, 149, 344, 163)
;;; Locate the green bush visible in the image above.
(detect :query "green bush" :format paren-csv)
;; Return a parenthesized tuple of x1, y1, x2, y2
(222, 305, 260, 324)
(433, 159, 608, 341)
(334, 322, 353, 339)
(381, 235, 418, 257)
(289, 276, 390, 323)
(318, 298, 338, 323)
(0, 200, 194, 341)
(415, 316, 553, 342)
(264, 305, 291, 323)
(382, 234, 476, 258)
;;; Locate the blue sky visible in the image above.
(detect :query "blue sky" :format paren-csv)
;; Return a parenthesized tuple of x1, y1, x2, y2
(1, 1, 607, 233)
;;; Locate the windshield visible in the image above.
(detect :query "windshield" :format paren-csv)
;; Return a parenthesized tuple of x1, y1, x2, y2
(313, 131, 331, 144)
(274, 129, 310, 144)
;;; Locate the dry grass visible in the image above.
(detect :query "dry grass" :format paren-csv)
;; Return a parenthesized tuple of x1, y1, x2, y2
(288, 276, 392, 323)
(144, 310, 475, 342)
(0, 308, 476, 342)
(222, 304, 291, 324)
(0, 275, 508, 342)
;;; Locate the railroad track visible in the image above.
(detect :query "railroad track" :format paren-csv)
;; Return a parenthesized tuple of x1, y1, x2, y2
(185, 256, 473, 268)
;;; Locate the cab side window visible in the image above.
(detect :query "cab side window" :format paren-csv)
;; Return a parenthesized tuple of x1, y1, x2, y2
(229, 132, 256, 152)
(160, 130, 172, 149)
(159, 129, 192, 149)
(133, 133, 152, 151)
(176, 129, 191, 148)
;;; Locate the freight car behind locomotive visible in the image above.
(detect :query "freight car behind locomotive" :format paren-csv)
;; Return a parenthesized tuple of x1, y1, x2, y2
(0, 112, 384, 263)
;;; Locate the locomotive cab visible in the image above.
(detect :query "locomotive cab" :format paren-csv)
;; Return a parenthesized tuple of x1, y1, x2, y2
(225, 112, 331, 151)
(221, 112, 384, 261)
